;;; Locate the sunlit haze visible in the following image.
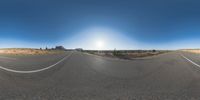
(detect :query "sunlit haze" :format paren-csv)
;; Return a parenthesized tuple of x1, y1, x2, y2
(0, 0, 200, 50)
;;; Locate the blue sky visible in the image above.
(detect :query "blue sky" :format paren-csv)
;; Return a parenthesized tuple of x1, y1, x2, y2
(0, 0, 200, 49)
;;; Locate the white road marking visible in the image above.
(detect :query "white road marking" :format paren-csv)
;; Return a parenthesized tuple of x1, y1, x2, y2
(0, 52, 73, 74)
(181, 54, 200, 68)
(0, 56, 17, 60)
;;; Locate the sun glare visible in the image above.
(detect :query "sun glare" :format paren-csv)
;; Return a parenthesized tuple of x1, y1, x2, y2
(96, 40, 104, 49)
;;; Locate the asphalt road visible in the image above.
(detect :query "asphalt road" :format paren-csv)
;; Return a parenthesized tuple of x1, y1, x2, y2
(0, 51, 200, 100)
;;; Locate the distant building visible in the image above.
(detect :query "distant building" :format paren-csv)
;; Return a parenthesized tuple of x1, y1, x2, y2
(55, 46, 66, 50)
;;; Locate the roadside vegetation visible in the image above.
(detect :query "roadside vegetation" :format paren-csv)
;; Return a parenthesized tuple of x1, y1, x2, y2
(0, 48, 65, 55)
(84, 49, 170, 59)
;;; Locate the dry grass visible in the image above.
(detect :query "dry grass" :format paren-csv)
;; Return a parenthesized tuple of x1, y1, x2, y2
(126, 52, 160, 58)
(91, 51, 164, 59)
(182, 49, 200, 54)
(0, 48, 65, 55)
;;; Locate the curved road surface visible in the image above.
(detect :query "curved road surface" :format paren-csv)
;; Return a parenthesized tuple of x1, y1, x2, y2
(0, 51, 200, 100)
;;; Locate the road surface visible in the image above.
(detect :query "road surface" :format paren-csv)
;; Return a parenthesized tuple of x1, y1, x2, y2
(0, 51, 200, 100)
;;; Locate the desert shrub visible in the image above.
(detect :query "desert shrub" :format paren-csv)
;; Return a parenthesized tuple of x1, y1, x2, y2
(113, 49, 117, 56)
(35, 51, 39, 54)
(113, 49, 124, 57)
(89, 52, 95, 54)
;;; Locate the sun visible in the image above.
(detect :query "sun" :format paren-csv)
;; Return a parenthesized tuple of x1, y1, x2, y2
(95, 40, 105, 49)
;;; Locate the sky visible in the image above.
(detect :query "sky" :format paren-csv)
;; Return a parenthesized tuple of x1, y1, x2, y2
(0, 0, 200, 50)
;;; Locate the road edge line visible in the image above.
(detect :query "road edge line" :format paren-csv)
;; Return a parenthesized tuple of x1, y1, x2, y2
(181, 54, 200, 68)
(0, 52, 73, 74)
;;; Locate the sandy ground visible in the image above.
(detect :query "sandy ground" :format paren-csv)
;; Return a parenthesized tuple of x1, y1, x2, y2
(181, 49, 200, 54)
(0, 48, 65, 55)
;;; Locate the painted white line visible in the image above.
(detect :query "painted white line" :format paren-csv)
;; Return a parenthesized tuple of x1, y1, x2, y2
(0, 56, 17, 60)
(0, 52, 73, 74)
(181, 54, 200, 68)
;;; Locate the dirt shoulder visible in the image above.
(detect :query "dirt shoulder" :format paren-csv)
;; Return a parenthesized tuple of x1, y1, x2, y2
(181, 49, 200, 54)
(0, 48, 65, 55)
